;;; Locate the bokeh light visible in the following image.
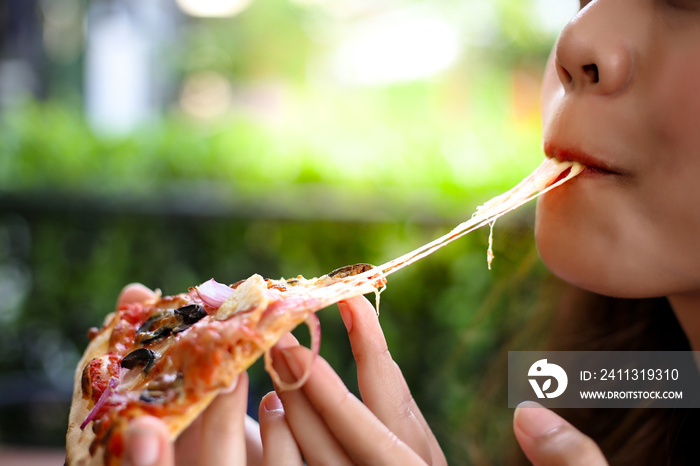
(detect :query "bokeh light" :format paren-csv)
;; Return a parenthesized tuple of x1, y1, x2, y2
(175, 0, 252, 18)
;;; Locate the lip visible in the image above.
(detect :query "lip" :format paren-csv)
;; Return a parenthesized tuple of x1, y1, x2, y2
(544, 143, 626, 176)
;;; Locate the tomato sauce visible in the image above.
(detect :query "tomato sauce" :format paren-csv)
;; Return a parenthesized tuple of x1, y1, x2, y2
(88, 354, 121, 403)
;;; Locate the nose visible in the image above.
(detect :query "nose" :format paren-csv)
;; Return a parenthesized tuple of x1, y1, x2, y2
(554, 0, 635, 95)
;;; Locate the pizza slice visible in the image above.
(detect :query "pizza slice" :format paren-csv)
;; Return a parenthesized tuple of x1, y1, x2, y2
(65, 157, 583, 465)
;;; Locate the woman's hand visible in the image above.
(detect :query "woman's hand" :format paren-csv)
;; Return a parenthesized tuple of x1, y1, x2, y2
(513, 401, 608, 466)
(123, 374, 259, 466)
(117, 283, 263, 466)
(258, 295, 447, 465)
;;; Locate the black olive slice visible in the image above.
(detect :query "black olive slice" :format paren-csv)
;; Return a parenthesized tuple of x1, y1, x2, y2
(120, 348, 156, 374)
(139, 390, 168, 404)
(328, 263, 374, 279)
(135, 310, 177, 345)
(136, 305, 207, 345)
(136, 313, 163, 335)
(174, 304, 207, 328)
(139, 373, 183, 404)
(139, 326, 172, 345)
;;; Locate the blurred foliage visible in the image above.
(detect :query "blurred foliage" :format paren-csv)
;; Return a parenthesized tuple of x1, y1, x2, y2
(0, 78, 544, 202)
(1, 0, 569, 199)
(0, 0, 579, 463)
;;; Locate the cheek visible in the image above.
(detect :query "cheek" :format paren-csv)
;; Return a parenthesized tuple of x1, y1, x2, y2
(535, 177, 700, 299)
(534, 188, 617, 294)
(534, 182, 664, 298)
(650, 50, 700, 160)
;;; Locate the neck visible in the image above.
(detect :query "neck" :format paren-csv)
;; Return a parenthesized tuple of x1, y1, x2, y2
(668, 292, 700, 352)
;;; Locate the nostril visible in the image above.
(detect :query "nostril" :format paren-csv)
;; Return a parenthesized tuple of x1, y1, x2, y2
(555, 61, 573, 85)
(582, 64, 599, 83)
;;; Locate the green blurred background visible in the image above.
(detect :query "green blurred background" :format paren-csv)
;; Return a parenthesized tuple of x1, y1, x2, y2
(0, 0, 577, 463)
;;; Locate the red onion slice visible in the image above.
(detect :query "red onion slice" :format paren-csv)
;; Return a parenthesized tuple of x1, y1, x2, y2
(264, 313, 321, 392)
(80, 377, 119, 429)
(307, 313, 321, 360)
(260, 297, 320, 327)
(196, 278, 235, 308)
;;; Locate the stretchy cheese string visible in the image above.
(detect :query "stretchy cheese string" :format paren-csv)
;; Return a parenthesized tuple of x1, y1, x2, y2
(307, 158, 584, 309)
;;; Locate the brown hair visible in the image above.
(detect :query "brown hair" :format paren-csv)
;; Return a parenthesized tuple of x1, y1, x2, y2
(462, 279, 697, 465)
(517, 286, 696, 465)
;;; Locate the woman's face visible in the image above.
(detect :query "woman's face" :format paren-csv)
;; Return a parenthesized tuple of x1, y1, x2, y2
(535, 0, 700, 298)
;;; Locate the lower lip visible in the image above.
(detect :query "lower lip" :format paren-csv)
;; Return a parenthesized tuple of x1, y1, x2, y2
(549, 164, 617, 187)
(545, 145, 623, 178)
(579, 166, 619, 178)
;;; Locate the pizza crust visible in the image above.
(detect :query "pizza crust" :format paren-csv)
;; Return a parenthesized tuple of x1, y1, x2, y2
(66, 313, 117, 466)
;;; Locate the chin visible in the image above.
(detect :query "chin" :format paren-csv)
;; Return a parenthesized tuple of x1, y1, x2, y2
(535, 231, 671, 300)
(535, 202, 662, 300)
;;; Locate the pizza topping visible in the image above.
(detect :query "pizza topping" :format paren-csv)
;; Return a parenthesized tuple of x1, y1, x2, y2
(87, 327, 100, 340)
(175, 304, 208, 326)
(139, 388, 173, 404)
(328, 263, 374, 279)
(214, 274, 271, 321)
(195, 278, 236, 308)
(138, 372, 184, 405)
(109, 321, 138, 354)
(264, 312, 321, 392)
(135, 304, 207, 345)
(80, 377, 122, 430)
(145, 372, 180, 392)
(135, 319, 172, 345)
(82, 354, 121, 402)
(119, 303, 153, 326)
(120, 348, 156, 374)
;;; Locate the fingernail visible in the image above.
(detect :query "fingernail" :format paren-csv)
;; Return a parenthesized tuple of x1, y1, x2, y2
(276, 332, 298, 349)
(281, 349, 304, 380)
(338, 301, 352, 332)
(219, 374, 240, 394)
(514, 401, 565, 438)
(262, 392, 283, 412)
(126, 428, 160, 466)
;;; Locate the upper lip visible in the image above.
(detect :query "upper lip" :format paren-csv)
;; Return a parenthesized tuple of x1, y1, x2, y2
(544, 143, 626, 175)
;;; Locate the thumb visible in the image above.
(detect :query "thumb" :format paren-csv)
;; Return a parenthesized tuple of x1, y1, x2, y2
(118, 283, 156, 307)
(513, 401, 607, 466)
(124, 416, 174, 466)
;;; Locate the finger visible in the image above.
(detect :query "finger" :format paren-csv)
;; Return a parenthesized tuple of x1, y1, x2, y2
(245, 415, 263, 466)
(198, 373, 250, 466)
(174, 388, 262, 466)
(118, 283, 157, 307)
(513, 401, 608, 466)
(258, 391, 303, 466)
(124, 416, 175, 466)
(173, 414, 203, 465)
(339, 296, 441, 464)
(281, 344, 426, 466)
(269, 343, 353, 465)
